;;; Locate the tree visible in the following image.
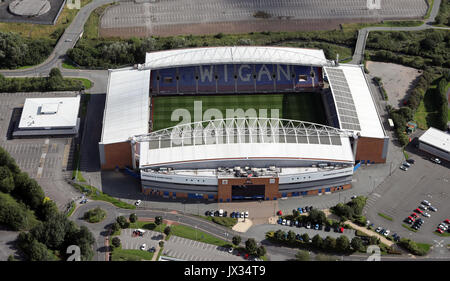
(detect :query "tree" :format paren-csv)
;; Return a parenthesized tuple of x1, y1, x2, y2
(37, 199, 59, 221)
(308, 209, 327, 224)
(0, 166, 14, 193)
(111, 237, 121, 248)
(28, 239, 57, 261)
(129, 213, 137, 223)
(274, 230, 285, 241)
(116, 216, 129, 229)
(301, 233, 310, 243)
(323, 236, 336, 250)
(12, 172, 45, 211)
(159, 241, 164, 248)
(245, 238, 258, 255)
(232, 235, 241, 246)
(351, 237, 365, 252)
(31, 213, 68, 249)
(287, 230, 296, 243)
(292, 209, 300, 218)
(154, 216, 163, 226)
(256, 245, 266, 257)
(336, 235, 350, 252)
(111, 222, 120, 234)
(369, 236, 379, 246)
(312, 234, 323, 249)
(164, 226, 171, 236)
(295, 250, 310, 261)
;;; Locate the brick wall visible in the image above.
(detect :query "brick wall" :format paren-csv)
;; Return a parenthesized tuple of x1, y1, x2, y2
(355, 137, 386, 163)
(101, 141, 132, 170)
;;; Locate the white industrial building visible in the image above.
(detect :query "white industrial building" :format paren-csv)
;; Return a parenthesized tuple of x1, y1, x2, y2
(418, 127, 450, 162)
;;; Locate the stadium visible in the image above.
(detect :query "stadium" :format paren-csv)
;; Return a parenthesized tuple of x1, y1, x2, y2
(99, 46, 388, 202)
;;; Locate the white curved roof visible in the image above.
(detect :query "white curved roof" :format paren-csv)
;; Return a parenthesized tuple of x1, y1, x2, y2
(144, 46, 330, 69)
(136, 118, 354, 168)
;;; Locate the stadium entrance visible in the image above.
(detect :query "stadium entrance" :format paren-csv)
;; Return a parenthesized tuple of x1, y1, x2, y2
(217, 177, 279, 202)
(231, 184, 265, 200)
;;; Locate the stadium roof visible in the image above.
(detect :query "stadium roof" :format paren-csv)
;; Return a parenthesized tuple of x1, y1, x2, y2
(144, 46, 331, 69)
(18, 96, 80, 129)
(101, 68, 150, 144)
(419, 127, 450, 153)
(324, 64, 385, 139)
(136, 118, 354, 168)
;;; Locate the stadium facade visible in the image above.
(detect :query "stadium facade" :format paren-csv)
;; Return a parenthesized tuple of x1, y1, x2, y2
(99, 46, 388, 202)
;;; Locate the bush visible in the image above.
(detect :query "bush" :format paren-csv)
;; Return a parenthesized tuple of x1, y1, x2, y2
(129, 213, 137, 223)
(83, 207, 106, 223)
(398, 238, 430, 256)
(116, 216, 129, 229)
(232, 235, 241, 246)
(111, 237, 121, 248)
(295, 250, 310, 261)
(164, 226, 171, 236)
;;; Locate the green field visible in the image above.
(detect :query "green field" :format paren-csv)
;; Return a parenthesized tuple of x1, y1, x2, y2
(152, 92, 326, 131)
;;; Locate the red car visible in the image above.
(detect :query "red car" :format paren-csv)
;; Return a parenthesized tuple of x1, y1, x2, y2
(414, 208, 423, 214)
(437, 228, 444, 234)
(339, 227, 344, 233)
(408, 216, 416, 221)
(411, 213, 418, 218)
(277, 210, 283, 216)
(444, 219, 450, 224)
(244, 254, 249, 259)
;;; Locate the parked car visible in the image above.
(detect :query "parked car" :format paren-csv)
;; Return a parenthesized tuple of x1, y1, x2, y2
(135, 200, 142, 206)
(295, 221, 299, 227)
(325, 225, 331, 232)
(282, 219, 287, 225)
(228, 247, 234, 253)
(277, 210, 283, 216)
(429, 206, 437, 212)
(418, 205, 427, 211)
(244, 211, 249, 218)
(339, 227, 344, 233)
(444, 219, 450, 224)
(306, 222, 311, 229)
(402, 161, 411, 168)
(400, 165, 408, 171)
(411, 213, 418, 218)
(314, 224, 319, 230)
(423, 212, 431, 218)
(210, 210, 215, 217)
(406, 158, 415, 164)
(223, 211, 228, 217)
(205, 211, 210, 216)
(149, 247, 156, 253)
(240, 212, 245, 218)
(351, 195, 357, 199)
(80, 199, 88, 204)
(436, 228, 444, 234)
(383, 230, 390, 237)
(422, 200, 431, 206)
(277, 218, 283, 224)
(286, 220, 291, 226)
(375, 227, 382, 233)
(140, 244, 146, 251)
(430, 157, 441, 164)
(415, 208, 424, 213)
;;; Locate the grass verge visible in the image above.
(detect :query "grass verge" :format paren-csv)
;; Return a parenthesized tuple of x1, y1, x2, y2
(111, 246, 154, 261)
(377, 213, 394, 221)
(402, 224, 418, 233)
(170, 224, 230, 247)
(72, 183, 136, 209)
(199, 215, 238, 228)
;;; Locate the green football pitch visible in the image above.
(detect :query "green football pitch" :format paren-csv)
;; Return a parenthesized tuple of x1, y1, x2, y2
(151, 93, 327, 131)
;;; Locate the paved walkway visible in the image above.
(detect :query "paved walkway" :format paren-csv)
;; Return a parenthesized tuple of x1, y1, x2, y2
(344, 220, 394, 247)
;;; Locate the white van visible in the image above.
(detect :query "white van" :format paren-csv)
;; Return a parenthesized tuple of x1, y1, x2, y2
(219, 209, 224, 217)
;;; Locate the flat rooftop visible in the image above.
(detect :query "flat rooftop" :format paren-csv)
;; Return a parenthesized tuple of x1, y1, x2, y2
(419, 127, 450, 153)
(18, 96, 80, 129)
